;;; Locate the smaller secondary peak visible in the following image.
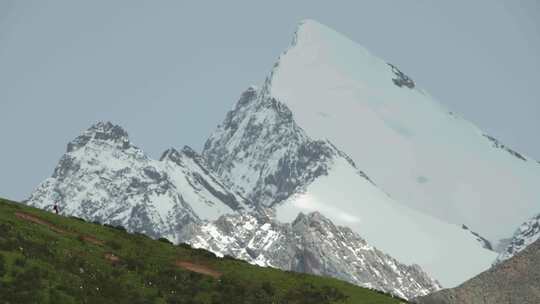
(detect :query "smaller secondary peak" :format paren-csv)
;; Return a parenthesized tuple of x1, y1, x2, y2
(86, 121, 129, 141)
(180, 145, 208, 167)
(246, 85, 258, 92)
(234, 86, 259, 109)
(159, 147, 180, 162)
(241, 86, 258, 99)
(67, 121, 130, 152)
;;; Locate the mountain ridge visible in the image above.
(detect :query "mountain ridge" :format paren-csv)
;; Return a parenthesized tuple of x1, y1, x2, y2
(26, 120, 441, 299)
(26, 121, 245, 243)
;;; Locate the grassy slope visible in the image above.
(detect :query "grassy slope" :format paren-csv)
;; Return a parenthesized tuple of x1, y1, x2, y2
(0, 197, 407, 304)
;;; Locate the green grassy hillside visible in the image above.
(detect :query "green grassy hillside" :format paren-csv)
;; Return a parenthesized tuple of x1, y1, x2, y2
(0, 197, 407, 304)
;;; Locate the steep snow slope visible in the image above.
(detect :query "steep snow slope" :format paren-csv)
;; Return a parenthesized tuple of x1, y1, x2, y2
(495, 212, 540, 264)
(267, 20, 540, 243)
(275, 154, 496, 287)
(160, 146, 249, 219)
(185, 211, 441, 300)
(203, 86, 496, 287)
(27, 122, 247, 242)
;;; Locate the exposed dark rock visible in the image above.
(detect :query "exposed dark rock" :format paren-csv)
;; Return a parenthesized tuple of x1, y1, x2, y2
(483, 134, 527, 161)
(495, 213, 540, 263)
(387, 63, 415, 89)
(461, 224, 493, 251)
(203, 87, 374, 208)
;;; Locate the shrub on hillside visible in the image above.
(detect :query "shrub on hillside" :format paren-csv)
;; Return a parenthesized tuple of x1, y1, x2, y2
(283, 282, 348, 304)
(190, 247, 217, 259)
(176, 242, 192, 250)
(0, 253, 5, 277)
(157, 237, 173, 245)
(106, 239, 122, 250)
(69, 216, 86, 222)
(103, 223, 127, 232)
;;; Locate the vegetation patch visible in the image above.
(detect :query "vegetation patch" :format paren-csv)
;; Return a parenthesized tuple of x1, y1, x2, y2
(0, 197, 408, 303)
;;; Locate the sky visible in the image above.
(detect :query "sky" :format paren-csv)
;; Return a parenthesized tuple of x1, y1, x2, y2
(1, 0, 539, 201)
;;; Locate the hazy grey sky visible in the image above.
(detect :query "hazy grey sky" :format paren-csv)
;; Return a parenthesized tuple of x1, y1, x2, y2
(1, 0, 539, 201)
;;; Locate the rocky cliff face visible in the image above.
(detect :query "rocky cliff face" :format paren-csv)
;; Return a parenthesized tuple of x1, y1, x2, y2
(185, 211, 441, 300)
(495, 212, 540, 264)
(415, 238, 540, 304)
(203, 86, 372, 209)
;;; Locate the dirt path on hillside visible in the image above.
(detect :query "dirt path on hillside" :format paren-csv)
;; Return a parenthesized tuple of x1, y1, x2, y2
(175, 260, 222, 278)
(14, 211, 104, 245)
(82, 235, 105, 245)
(15, 212, 70, 234)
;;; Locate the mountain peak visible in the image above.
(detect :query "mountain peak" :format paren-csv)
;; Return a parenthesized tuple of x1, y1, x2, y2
(67, 121, 130, 152)
(288, 19, 369, 56)
(180, 145, 199, 158)
(295, 19, 324, 33)
(86, 121, 129, 140)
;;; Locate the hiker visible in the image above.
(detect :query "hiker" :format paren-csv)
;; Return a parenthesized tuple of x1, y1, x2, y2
(53, 202, 60, 214)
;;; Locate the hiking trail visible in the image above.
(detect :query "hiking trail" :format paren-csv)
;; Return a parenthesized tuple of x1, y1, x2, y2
(15, 211, 104, 245)
(175, 260, 222, 278)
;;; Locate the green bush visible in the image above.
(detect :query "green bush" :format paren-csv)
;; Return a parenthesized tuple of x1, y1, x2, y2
(176, 243, 192, 250)
(283, 282, 348, 304)
(106, 239, 122, 250)
(0, 253, 5, 278)
(69, 216, 87, 222)
(157, 237, 173, 245)
(14, 256, 26, 268)
(190, 247, 217, 259)
(1, 265, 48, 304)
(104, 224, 127, 232)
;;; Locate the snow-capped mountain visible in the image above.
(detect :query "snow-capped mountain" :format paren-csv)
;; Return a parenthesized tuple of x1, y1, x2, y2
(184, 211, 441, 300)
(26, 122, 247, 243)
(253, 19, 540, 245)
(203, 19, 527, 287)
(495, 212, 540, 264)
